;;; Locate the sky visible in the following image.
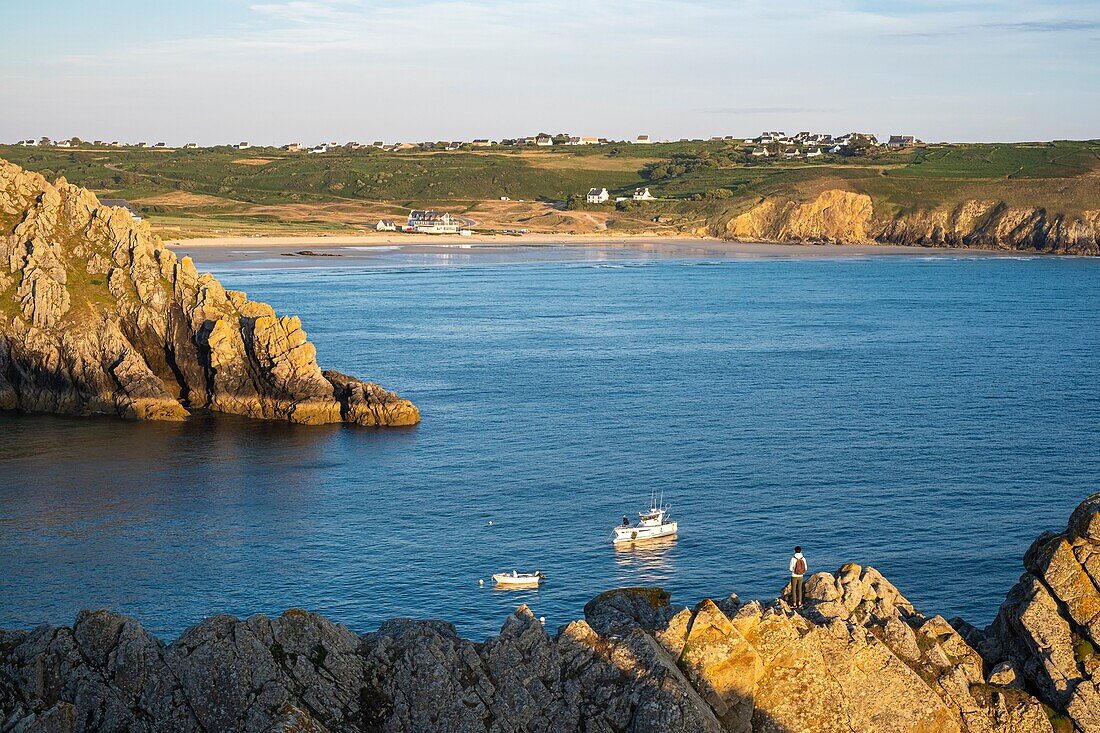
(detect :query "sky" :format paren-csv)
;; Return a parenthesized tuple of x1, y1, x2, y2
(1, 0, 1098, 145)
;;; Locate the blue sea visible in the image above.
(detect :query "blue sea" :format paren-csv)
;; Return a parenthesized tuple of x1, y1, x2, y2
(2, 244, 1099, 640)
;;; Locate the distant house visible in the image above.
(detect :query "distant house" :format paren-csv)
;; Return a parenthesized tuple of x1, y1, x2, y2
(393, 142, 417, 151)
(153, 142, 167, 148)
(55, 140, 72, 148)
(18, 139, 37, 147)
(846, 132, 880, 146)
(407, 210, 459, 234)
(750, 147, 770, 157)
(100, 199, 143, 222)
(183, 143, 198, 149)
(586, 187, 610, 204)
(828, 144, 844, 154)
(235, 142, 251, 150)
(535, 135, 554, 146)
(634, 135, 652, 144)
(282, 143, 304, 152)
(137, 142, 150, 148)
(804, 148, 823, 158)
(372, 141, 385, 148)
(375, 219, 398, 232)
(470, 139, 493, 147)
(887, 135, 917, 149)
(569, 136, 599, 145)
(309, 144, 328, 154)
(632, 187, 655, 201)
(781, 147, 799, 158)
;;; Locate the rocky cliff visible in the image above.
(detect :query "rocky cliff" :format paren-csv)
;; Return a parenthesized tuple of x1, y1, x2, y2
(723, 190, 1100, 255)
(0, 159, 417, 425)
(5, 494, 1100, 732)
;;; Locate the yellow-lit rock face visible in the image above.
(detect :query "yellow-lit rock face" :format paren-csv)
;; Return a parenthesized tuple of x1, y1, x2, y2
(725, 188, 1100, 253)
(726, 190, 874, 243)
(0, 158, 418, 426)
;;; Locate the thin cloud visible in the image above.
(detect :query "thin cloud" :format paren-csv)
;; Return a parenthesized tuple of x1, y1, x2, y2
(700, 107, 841, 115)
(892, 18, 1100, 37)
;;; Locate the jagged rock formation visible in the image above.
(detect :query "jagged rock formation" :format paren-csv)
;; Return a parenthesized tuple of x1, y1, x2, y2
(6, 495, 1100, 732)
(0, 158, 418, 425)
(723, 189, 1100, 254)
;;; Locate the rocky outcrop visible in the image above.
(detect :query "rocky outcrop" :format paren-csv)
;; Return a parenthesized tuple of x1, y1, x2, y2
(0, 158, 418, 425)
(8, 494, 1100, 732)
(723, 190, 1100, 254)
(984, 493, 1100, 732)
(726, 190, 876, 244)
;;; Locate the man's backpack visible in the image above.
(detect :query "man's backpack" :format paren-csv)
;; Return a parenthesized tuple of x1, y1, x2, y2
(794, 556, 807, 575)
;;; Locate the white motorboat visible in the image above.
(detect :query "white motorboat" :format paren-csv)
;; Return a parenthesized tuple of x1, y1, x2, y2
(613, 496, 678, 545)
(492, 570, 545, 587)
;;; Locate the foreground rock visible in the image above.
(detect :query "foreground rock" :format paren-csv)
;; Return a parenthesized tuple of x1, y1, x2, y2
(0, 158, 417, 425)
(722, 189, 1100, 255)
(6, 494, 1100, 732)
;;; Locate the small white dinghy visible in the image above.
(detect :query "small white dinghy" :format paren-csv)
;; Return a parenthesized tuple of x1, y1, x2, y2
(613, 495, 678, 545)
(492, 570, 545, 587)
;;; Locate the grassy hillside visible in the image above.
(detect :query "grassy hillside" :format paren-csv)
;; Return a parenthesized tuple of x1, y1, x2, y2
(1, 140, 1097, 238)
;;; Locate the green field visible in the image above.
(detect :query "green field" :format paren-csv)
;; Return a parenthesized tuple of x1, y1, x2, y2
(2, 139, 1097, 238)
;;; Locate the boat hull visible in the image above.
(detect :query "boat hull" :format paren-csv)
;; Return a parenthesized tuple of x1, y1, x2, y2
(612, 521, 678, 544)
(492, 574, 543, 587)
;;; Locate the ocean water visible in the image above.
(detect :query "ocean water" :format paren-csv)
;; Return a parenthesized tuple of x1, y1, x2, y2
(2, 246, 1099, 641)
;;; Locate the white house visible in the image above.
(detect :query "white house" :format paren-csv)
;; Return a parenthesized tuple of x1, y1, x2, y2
(804, 148, 823, 158)
(375, 219, 398, 232)
(234, 141, 251, 150)
(750, 147, 770, 157)
(55, 140, 72, 148)
(586, 187, 610, 204)
(183, 143, 198, 149)
(781, 148, 799, 158)
(828, 144, 844, 154)
(569, 136, 599, 145)
(535, 135, 554, 146)
(153, 142, 167, 148)
(18, 139, 38, 146)
(309, 144, 328, 154)
(470, 139, 493, 147)
(632, 187, 655, 201)
(634, 135, 652, 144)
(407, 210, 459, 234)
(282, 143, 303, 152)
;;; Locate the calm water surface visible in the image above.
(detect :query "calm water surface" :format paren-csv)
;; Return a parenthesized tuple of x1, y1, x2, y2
(2, 246, 1099, 640)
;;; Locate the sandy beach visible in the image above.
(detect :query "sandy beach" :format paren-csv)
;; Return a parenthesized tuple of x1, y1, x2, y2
(166, 233, 1014, 265)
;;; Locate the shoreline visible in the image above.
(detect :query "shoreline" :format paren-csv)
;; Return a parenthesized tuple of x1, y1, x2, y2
(166, 232, 1033, 263)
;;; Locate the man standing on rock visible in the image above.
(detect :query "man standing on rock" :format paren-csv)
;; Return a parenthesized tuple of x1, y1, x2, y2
(789, 546, 807, 608)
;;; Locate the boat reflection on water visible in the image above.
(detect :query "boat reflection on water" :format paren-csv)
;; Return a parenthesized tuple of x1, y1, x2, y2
(613, 535, 677, 585)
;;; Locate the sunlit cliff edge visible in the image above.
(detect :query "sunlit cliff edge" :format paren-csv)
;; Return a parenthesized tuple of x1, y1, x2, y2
(0, 158, 418, 426)
(718, 189, 1100, 254)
